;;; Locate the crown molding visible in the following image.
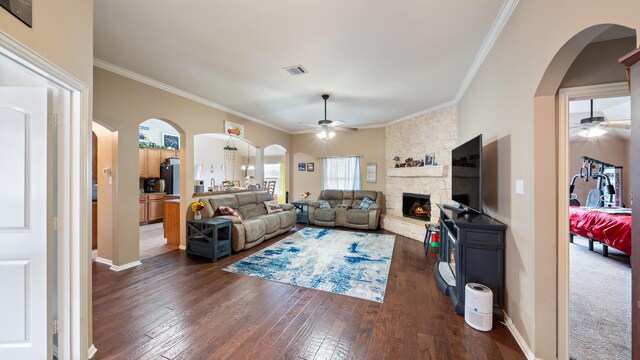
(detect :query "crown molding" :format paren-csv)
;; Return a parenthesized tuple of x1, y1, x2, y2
(93, 58, 292, 134)
(383, 99, 459, 126)
(454, 0, 520, 102)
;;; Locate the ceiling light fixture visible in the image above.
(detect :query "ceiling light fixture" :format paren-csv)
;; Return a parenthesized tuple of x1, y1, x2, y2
(577, 127, 607, 138)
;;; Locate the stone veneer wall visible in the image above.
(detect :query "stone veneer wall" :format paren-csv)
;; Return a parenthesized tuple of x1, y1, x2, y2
(382, 105, 458, 240)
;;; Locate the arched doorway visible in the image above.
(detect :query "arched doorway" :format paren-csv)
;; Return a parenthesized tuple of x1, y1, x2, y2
(534, 24, 637, 358)
(263, 144, 288, 203)
(138, 118, 184, 259)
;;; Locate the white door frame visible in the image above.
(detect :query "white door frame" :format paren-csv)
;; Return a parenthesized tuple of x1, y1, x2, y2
(557, 82, 630, 359)
(0, 32, 92, 359)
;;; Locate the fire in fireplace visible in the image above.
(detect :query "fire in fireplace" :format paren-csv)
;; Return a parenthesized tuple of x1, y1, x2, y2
(402, 193, 431, 221)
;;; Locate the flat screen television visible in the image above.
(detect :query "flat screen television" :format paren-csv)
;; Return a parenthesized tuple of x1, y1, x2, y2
(451, 134, 482, 214)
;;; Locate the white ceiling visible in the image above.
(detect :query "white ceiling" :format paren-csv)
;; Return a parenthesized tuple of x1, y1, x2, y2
(94, 0, 506, 133)
(569, 96, 631, 141)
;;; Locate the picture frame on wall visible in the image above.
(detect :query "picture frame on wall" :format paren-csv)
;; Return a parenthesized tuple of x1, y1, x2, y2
(162, 133, 180, 150)
(366, 163, 377, 183)
(298, 163, 306, 171)
(307, 162, 315, 172)
(225, 120, 245, 138)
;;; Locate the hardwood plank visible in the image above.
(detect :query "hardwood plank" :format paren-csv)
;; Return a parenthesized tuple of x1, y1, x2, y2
(91, 228, 525, 360)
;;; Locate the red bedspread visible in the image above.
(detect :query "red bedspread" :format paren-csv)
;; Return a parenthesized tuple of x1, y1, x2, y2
(569, 206, 632, 256)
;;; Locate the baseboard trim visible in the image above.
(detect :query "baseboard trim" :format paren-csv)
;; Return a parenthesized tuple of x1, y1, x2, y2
(109, 260, 142, 272)
(179, 245, 186, 251)
(88, 344, 98, 359)
(503, 311, 537, 360)
(94, 257, 113, 266)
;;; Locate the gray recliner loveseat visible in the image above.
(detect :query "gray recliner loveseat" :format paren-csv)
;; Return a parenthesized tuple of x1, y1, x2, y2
(308, 190, 383, 230)
(196, 191, 296, 252)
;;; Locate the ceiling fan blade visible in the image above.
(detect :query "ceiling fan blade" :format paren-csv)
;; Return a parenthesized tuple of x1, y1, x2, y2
(298, 128, 318, 134)
(603, 119, 630, 124)
(604, 124, 631, 129)
(297, 122, 321, 128)
(327, 120, 345, 127)
(334, 126, 358, 132)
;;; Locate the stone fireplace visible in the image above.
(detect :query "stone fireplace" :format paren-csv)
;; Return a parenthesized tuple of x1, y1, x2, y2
(381, 105, 457, 241)
(402, 193, 431, 221)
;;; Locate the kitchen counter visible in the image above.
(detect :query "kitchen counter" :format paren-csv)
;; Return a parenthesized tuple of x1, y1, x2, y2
(192, 188, 257, 198)
(140, 192, 167, 195)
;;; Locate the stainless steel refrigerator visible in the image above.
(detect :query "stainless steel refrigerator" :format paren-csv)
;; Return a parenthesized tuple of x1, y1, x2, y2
(160, 158, 180, 195)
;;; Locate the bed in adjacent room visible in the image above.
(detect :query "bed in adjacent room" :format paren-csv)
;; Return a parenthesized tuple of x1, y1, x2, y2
(569, 206, 632, 256)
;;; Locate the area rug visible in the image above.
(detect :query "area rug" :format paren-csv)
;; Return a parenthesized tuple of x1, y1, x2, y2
(223, 228, 395, 302)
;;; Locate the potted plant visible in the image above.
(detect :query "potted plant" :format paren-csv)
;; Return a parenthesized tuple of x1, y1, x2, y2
(190, 201, 205, 220)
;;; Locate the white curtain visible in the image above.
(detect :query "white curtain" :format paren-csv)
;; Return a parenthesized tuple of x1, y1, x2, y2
(322, 156, 361, 190)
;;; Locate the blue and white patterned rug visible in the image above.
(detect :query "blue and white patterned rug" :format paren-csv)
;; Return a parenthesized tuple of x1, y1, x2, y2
(223, 228, 395, 302)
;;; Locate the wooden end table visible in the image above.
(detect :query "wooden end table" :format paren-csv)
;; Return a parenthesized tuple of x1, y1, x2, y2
(186, 218, 232, 262)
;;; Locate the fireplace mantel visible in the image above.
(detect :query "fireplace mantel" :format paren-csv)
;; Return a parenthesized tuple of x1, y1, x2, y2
(387, 165, 447, 178)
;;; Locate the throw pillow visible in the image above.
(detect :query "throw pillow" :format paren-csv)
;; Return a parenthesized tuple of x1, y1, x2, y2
(264, 200, 283, 214)
(359, 196, 375, 210)
(216, 206, 243, 221)
(319, 200, 331, 209)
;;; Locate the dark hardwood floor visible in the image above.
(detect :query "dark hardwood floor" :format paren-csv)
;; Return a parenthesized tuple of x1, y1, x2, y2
(91, 226, 525, 360)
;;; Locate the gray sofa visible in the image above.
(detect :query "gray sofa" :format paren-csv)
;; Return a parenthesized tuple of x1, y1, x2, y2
(197, 191, 296, 252)
(308, 190, 383, 230)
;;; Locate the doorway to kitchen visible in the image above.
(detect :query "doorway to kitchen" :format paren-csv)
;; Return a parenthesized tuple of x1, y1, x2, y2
(138, 118, 182, 260)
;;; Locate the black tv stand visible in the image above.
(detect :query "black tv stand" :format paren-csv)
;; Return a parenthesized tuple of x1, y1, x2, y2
(434, 204, 506, 320)
(443, 203, 462, 212)
(442, 204, 479, 218)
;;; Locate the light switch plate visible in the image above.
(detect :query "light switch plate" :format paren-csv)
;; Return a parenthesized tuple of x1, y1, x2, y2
(515, 179, 524, 194)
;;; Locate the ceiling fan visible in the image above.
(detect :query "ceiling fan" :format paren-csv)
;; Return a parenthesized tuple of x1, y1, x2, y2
(298, 94, 358, 139)
(570, 99, 630, 138)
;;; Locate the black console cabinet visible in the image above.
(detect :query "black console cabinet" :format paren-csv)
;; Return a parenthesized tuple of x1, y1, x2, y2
(434, 204, 506, 319)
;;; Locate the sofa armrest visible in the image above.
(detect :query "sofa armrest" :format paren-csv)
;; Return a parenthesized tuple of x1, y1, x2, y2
(337, 204, 350, 209)
(215, 215, 243, 224)
(280, 203, 294, 211)
(308, 201, 321, 208)
(368, 204, 380, 211)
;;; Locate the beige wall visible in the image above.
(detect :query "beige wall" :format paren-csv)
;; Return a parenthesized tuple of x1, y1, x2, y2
(457, 1, 639, 357)
(570, 139, 631, 207)
(290, 128, 385, 201)
(93, 67, 291, 266)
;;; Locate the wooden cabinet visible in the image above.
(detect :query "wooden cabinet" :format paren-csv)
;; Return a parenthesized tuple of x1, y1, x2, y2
(164, 200, 180, 246)
(139, 149, 147, 177)
(139, 194, 164, 224)
(147, 194, 164, 222)
(139, 147, 178, 178)
(139, 196, 148, 223)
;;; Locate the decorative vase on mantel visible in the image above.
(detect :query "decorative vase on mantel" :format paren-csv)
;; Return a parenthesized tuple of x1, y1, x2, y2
(194, 210, 202, 221)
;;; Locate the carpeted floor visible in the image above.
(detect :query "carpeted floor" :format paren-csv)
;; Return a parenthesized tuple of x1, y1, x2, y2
(570, 236, 631, 360)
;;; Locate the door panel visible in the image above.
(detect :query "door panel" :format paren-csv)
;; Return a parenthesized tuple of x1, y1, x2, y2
(0, 88, 48, 359)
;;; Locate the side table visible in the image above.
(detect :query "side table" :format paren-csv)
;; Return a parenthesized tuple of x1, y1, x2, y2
(186, 218, 232, 262)
(291, 200, 310, 225)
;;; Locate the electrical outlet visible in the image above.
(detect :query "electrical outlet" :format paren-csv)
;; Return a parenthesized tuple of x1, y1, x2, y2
(515, 180, 524, 195)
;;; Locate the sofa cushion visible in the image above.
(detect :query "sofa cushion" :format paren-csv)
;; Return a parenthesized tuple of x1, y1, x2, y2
(264, 200, 283, 214)
(236, 192, 258, 206)
(209, 195, 239, 212)
(276, 211, 294, 229)
(238, 202, 267, 219)
(318, 200, 331, 209)
(255, 191, 274, 203)
(261, 213, 281, 234)
(243, 219, 266, 242)
(352, 190, 378, 209)
(315, 208, 336, 222)
(321, 189, 344, 200)
(346, 209, 369, 225)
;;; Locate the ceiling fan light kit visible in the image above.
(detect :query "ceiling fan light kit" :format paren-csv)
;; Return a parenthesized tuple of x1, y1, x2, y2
(299, 94, 358, 140)
(577, 127, 608, 138)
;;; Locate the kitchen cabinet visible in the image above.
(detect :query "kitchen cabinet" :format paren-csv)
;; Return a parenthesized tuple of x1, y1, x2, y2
(139, 147, 179, 178)
(139, 194, 164, 224)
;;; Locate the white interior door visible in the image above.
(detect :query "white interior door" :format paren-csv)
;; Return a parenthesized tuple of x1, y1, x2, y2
(0, 87, 49, 359)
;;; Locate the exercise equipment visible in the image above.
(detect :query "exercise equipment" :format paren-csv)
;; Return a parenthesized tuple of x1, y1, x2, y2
(569, 156, 617, 207)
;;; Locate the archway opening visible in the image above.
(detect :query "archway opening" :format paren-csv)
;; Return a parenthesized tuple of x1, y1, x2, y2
(138, 118, 184, 260)
(534, 23, 636, 359)
(264, 144, 288, 203)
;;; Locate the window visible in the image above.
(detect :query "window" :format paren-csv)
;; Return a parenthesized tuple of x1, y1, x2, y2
(322, 156, 361, 190)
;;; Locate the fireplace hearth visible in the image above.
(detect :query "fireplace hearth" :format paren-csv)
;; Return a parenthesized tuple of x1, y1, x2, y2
(402, 193, 431, 221)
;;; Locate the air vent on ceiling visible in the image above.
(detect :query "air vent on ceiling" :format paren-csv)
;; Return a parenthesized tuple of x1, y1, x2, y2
(283, 65, 308, 76)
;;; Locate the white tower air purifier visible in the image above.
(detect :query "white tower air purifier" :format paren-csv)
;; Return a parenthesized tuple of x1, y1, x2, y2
(464, 283, 493, 331)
